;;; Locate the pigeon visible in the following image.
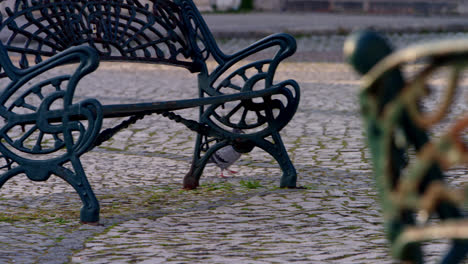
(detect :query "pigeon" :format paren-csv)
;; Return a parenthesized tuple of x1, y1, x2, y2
(210, 144, 242, 178)
(210, 128, 243, 178)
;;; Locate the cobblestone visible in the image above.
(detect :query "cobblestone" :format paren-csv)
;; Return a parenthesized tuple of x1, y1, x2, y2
(0, 31, 466, 263)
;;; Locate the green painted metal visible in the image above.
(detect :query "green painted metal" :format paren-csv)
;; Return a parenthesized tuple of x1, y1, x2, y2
(0, 0, 300, 223)
(345, 30, 468, 263)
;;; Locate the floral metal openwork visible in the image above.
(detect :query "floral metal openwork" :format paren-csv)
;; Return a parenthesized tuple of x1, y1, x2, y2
(0, 0, 300, 223)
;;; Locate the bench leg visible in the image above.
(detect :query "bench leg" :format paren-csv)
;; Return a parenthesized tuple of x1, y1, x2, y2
(256, 132, 297, 188)
(54, 156, 100, 224)
(183, 134, 208, 190)
(184, 162, 202, 190)
(183, 132, 297, 189)
(0, 166, 23, 189)
(0, 156, 99, 223)
(183, 135, 234, 190)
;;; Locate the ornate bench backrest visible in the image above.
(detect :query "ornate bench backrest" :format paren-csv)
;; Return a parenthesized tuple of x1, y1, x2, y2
(0, 0, 214, 76)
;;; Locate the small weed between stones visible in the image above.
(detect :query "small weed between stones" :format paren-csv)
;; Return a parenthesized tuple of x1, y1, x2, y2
(200, 182, 234, 191)
(54, 218, 70, 224)
(0, 214, 36, 223)
(292, 203, 304, 209)
(239, 179, 263, 189)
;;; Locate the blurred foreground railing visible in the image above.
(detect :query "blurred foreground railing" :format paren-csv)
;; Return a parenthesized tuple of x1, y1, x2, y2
(345, 31, 468, 263)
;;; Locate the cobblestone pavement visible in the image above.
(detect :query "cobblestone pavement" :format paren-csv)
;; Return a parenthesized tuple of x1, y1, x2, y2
(0, 33, 466, 263)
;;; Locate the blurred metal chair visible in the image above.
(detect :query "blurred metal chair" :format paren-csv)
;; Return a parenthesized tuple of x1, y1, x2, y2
(346, 30, 468, 263)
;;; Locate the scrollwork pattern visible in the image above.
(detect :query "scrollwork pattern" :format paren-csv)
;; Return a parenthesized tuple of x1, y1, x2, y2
(0, 0, 197, 73)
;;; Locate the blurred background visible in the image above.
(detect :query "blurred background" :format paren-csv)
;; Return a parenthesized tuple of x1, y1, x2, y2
(193, 0, 468, 14)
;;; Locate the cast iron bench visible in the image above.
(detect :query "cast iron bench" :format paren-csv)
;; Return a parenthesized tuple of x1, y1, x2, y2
(346, 31, 468, 263)
(0, 0, 300, 223)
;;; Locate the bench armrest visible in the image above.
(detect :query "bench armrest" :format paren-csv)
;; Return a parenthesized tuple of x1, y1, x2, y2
(210, 33, 297, 86)
(0, 44, 99, 85)
(0, 45, 102, 159)
(223, 33, 296, 65)
(199, 33, 299, 135)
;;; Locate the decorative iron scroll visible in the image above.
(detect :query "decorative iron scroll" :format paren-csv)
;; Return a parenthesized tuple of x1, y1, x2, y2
(0, 0, 301, 217)
(346, 31, 468, 263)
(0, 0, 300, 144)
(183, 32, 300, 189)
(0, 0, 199, 73)
(0, 42, 102, 223)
